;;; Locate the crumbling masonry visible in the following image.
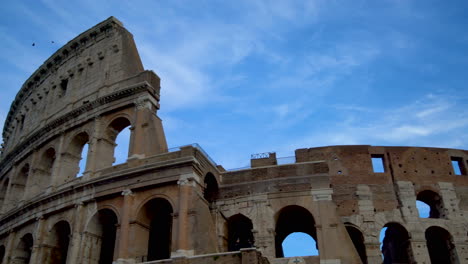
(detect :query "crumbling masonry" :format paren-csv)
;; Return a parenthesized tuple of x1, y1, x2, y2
(0, 17, 467, 264)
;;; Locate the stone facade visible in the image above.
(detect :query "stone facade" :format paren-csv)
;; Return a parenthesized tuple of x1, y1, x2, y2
(0, 17, 467, 264)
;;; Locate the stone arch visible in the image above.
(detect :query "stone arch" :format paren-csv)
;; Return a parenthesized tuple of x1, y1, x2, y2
(380, 222, 413, 264)
(83, 208, 119, 264)
(425, 226, 458, 264)
(274, 205, 317, 258)
(226, 214, 254, 251)
(0, 244, 5, 264)
(31, 147, 56, 195)
(46, 220, 71, 264)
(10, 164, 30, 204)
(345, 223, 367, 264)
(417, 190, 445, 218)
(135, 197, 173, 261)
(12, 233, 33, 264)
(203, 172, 218, 203)
(61, 131, 89, 180)
(107, 116, 132, 165)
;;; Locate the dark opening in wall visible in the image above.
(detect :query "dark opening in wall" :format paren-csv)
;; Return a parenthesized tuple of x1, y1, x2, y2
(380, 223, 412, 264)
(49, 221, 71, 264)
(426, 226, 458, 264)
(15, 233, 33, 264)
(227, 214, 254, 251)
(59, 79, 68, 97)
(371, 155, 385, 173)
(146, 199, 173, 261)
(345, 224, 367, 264)
(416, 190, 444, 218)
(451, 157, 466, 175)
(275, 205, 318, 258)
(204, 173, 219, 203)
(0, 245, 5, 264)
(97, 209, 118, 264)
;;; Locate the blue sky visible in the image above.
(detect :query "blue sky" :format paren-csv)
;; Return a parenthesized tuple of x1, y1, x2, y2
(0, 0, 460, 258)
(1, 1, 468, 170)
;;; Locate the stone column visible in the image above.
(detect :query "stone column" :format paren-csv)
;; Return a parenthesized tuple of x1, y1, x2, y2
(51, 133, 65, 188)
(66, 202, 85, 263)
(129, 97, 167, 159)
(173, 173, 199, 257)
(116, 189, 134, 262)
(29, 216, 46, 264)
(3, 230, 16, 264)
(410, 238, 430, 264)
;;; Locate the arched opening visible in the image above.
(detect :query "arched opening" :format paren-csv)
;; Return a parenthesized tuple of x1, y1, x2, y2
(33, 148, 55, 194)
(282, 232, 317, 257)
(136, 198, 173, 261)
(417, 190, 444, 218)
(10, 164, 29, 203)
(108, 117, 131, 165)
(13, 233, 33, 264)
(227, 214, 254, 251)
(426, 226, 458, 264)
(203, 173, 218, 203)
(62, 132, 89, 179)
(275, 205, 318, 258)
(380, 223, 412, 264)
(345, 224, 367, 264)
(0, 245, 5, 264)
(78, 143, 89, 176)
(85, 209, 118, 264)
(47, 221, 71, 264)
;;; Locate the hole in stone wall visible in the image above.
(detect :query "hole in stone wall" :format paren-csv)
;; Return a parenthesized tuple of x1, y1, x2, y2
(371, 155, 385, 173)
(59, 79, 68, 97)
(451, 157, 466, 175)
(86, 209, 118, 264)
(275, 205, 318, 258)
(417, 190, 444, 218)
(14, 233, 33, 264)
(77, 143, 89, 177)
(416, 200, 430, 218)
(227, 214, 254, 251)
(426, 226, 458, 264)
(0, 178, 9, 210)
(203, 173, 219, 203)
(137, 198, 173, 261)
(113, 126, 130, 165)
(380, 223, 412, 263)
(282, 232, 317, 257)
(48, 221, 71, 264)
(345, 224, 367, 264)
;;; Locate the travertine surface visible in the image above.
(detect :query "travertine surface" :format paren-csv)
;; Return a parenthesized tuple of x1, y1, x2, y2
(0, 17, 467, 264)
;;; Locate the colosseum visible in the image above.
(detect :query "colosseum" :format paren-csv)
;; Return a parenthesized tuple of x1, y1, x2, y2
(0, 17, 467, 264)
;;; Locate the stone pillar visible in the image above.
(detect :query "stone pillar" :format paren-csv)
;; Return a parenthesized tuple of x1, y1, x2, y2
(311, 188, 359, 264)
(365, 242, 382, 264)
(117, 189, 134, 262)
(438, 182, 462, 220)
(66, 202, 85, 263)
(29, 216, 47, 264)
(410, 238, 430, 264)
(3, 230, 16, 264)
(173, 173, 199, 257)
(129, 97, 167, 159)
(86, 117, 116, 173)
(51, 133, 66, 187)
(396, 181, 419, 221)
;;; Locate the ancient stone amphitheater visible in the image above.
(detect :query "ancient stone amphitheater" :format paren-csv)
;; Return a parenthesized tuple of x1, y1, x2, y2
(0, 17, 467, 264)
